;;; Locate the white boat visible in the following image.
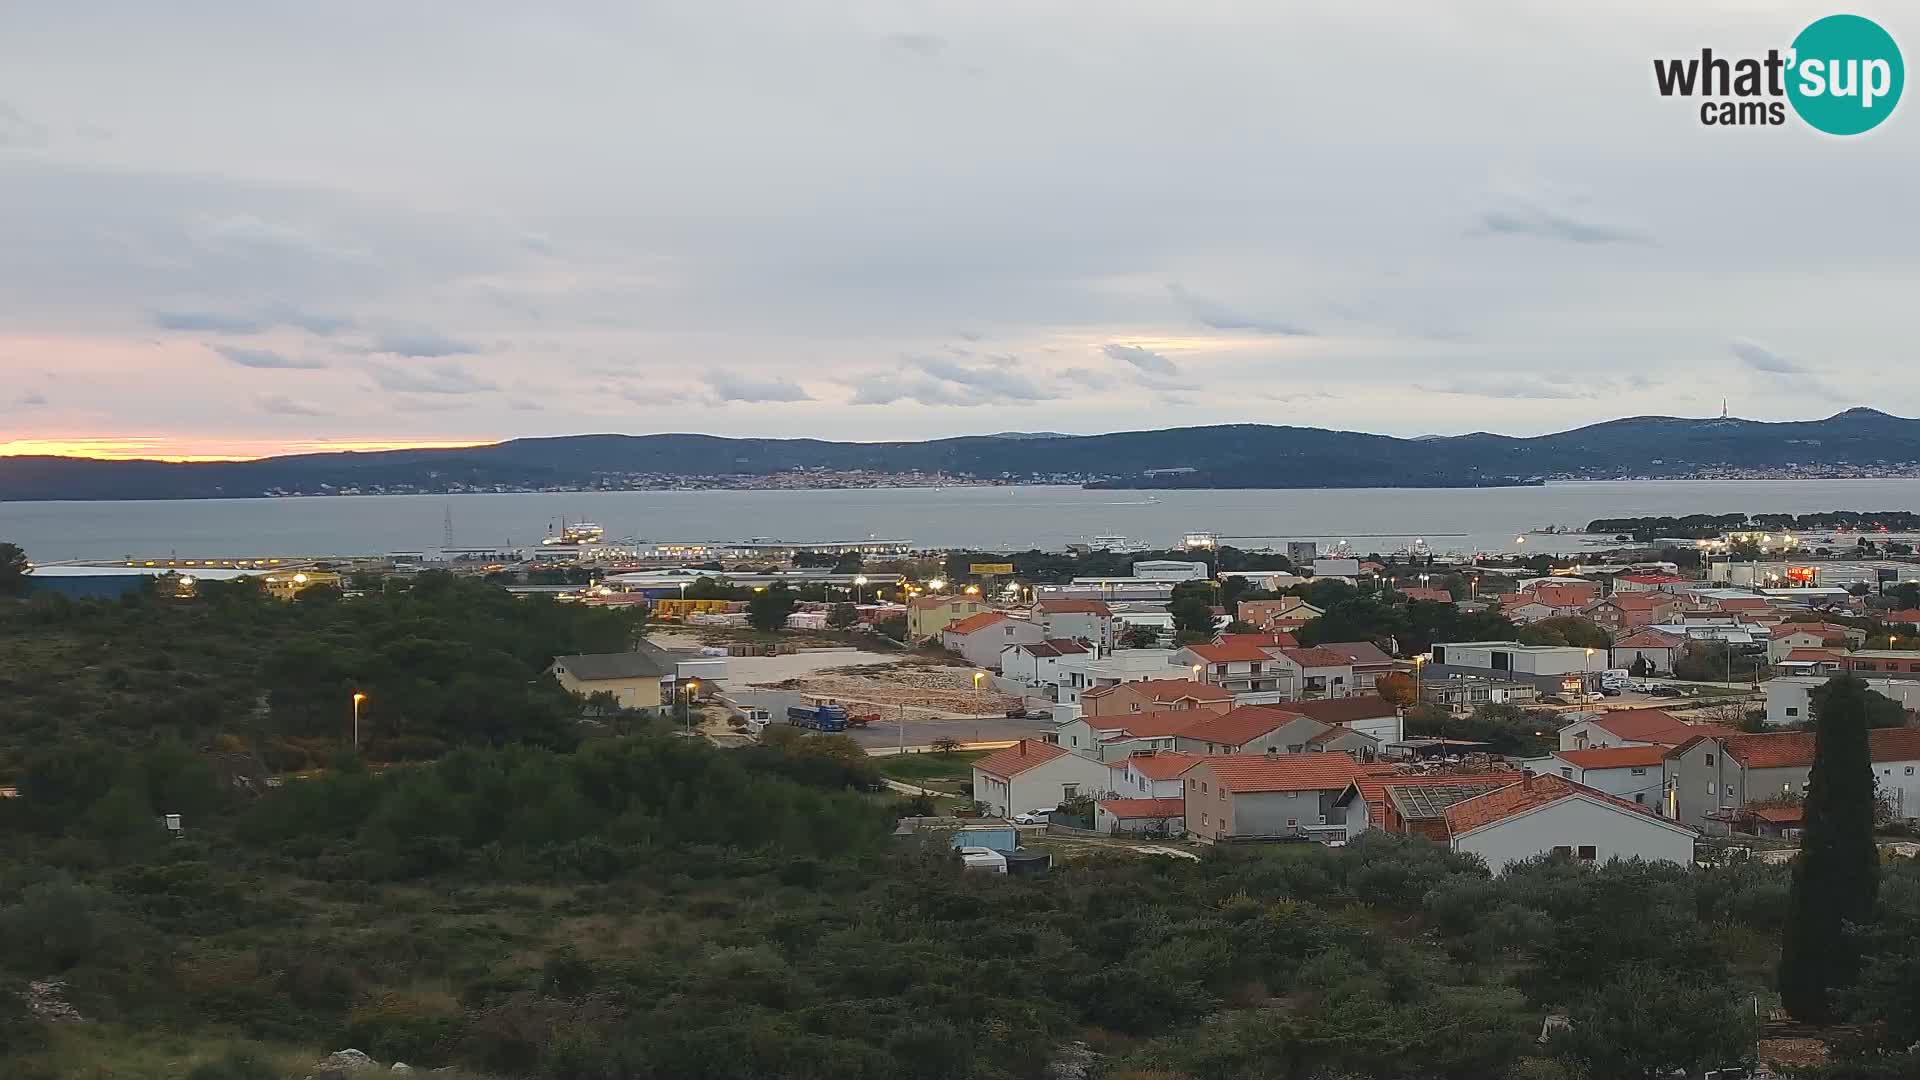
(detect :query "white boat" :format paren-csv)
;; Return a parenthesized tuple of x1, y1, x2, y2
(542, 521, 606, 546)
(1089, 535, 1144, 553)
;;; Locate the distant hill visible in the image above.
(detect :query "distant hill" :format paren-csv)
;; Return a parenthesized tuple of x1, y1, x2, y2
(3, 409, 1917, 500)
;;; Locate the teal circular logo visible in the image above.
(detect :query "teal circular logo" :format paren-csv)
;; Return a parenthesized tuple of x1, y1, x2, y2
(1787, 14, 1903, 135)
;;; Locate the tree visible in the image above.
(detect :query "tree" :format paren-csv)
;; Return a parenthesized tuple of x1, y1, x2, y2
(931, 737, 960, 755)
(1780, 675, 1881, 1022)
(0, 542, 27, 597)
(1221, 619, 1256, 635)
(1813, 679, 1908, 729)
(1517, 617, 1611, 649)
(1629, 654, 1651, 678)
(1554, 965, 1756, 1080)
(826, 604, 858, 630)
(1170, 595, 1215, 644)
(1376, 671, 1417, 708)
(1119, 623, 1161, 649)
(747, 584, 798, 632)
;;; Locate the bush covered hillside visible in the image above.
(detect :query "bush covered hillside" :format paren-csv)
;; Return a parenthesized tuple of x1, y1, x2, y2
(3, 569, 1920, 1079)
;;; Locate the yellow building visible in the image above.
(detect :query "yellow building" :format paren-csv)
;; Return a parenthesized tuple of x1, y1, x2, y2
(906, 595, 990, 642)
(260, 569, 343, 601)
(651, 598, 736, 621)
(549, 648, 674, 712)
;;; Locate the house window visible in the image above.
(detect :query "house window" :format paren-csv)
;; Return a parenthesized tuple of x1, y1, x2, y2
(1634, 793, 1645, 804)
(1908, 767, 1916, 776)
(1706, 782, 1716, 795)
(1786, 708, 1799, 717)
(1577, 845, 1597, 862)
(1559, 767, 1573, 779)
(1218, 789, 1225, 802)
(1201, 813, 1209, 826)
(1130, 703, 1141, 712)
(1286, 818, 1297, 827)
(1630, 767, 1646, 776)
(1201, 782, 1209, 794)
(1705, 753, 1715, 767)
(1189, 778, 1196, 789)
(1062, 784, 1079, 799)
(1551, 845, 1572, 858)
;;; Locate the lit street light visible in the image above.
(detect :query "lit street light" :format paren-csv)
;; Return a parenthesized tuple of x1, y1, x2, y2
(929, 578, 947, 592)
(853, 574, 868, 604)
(351, 692, 367, 750)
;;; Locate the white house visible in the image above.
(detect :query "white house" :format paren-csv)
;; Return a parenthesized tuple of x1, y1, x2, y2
(1094, 797, 1187, 835)
(1766, 674, 1920, 728)
(1610, 629, 1686, 675)
(1520, 745, 1667, 809)
(942, 612, 1043, 670)
(970, 740, 1117, 817)
(1266, 647, 1357, 700)
(1174, 641, 1291, 696)
(1443, 773, 1698, 874)
(1767, 623, 1856, 663)
(1032, 599, 1117, 651)
(1054, 648, 1184, 705)
(1557, 708, 1733, 751)
(1106, 749, 1204, 798)
(999, 639, 1090, 688)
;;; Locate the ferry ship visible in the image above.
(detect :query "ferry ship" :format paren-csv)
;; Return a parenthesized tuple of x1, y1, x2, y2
(542, 521, 606, 546)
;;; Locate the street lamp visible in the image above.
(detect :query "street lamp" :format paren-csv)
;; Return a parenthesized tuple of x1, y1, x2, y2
(351, 692, 367, 750)
(929, 578, 947, 592)
(684, 679, 699, 734)
(854, 574, 868, 604)
(1191, 662, 1203, 682)
(1412, 655, 1426, 705)
(973, 670, 986, 706)
(964, 584, 980, 596)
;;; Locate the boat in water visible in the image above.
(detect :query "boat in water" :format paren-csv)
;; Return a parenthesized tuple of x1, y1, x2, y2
(542, 521, 606, 546)
(1089, 535, 1146, 553)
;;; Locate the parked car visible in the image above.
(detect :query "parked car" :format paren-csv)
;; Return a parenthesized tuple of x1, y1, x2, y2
(1600, 688, 1622, 697)
(1647, 684, 1683, 697)
(1013, 808, 1055, 825)
(1005, 703, 1029, 718)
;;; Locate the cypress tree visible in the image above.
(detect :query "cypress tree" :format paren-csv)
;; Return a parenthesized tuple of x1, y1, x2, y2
(1779, 674, 1880, 1022)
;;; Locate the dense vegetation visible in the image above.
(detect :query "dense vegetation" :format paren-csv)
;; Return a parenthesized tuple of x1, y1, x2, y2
(7, 567, 1920, 1078)
(1586, 510, 1920, 540)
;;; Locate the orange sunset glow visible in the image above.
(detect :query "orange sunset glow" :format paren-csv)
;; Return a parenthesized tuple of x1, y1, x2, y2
(0, 438, 494, 463)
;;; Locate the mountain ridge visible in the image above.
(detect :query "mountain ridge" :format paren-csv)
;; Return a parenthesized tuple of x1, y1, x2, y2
(2, 409, 1915, 500)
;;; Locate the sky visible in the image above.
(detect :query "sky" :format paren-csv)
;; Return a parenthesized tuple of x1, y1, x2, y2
(1, 1, 1916, 460)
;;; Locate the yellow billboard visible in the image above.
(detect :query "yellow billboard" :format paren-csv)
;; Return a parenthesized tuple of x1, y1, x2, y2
(968, 562, 1014, 575)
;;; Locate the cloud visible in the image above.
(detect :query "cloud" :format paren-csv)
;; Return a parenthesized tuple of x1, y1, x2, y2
(1475, 195, 1647, 245)
(370, 328, 478, 357)
(1102, 343, 1179, 376)
(703, 370, 812, 403)
(193, 213, 372, 265)
(154, 310, 269, 334)
(911, 355, 1059, 402)
(254, 392, 327, 416)
(1168, 283, 1312, 336)
(0, 102, 49, 147)
(367, 360, 498, 394)
(263, 305, 355, 335)
(212, 344, 327, 370)
(4, 390, 49, 411)
(850, 375, 992, 407)
(887, 32, 946, 56)
(1729, 340, 1805, 374)
(1419, 374, 1599, 400)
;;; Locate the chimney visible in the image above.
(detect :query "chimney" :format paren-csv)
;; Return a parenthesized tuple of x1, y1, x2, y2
(1019, 741, 1028, 757)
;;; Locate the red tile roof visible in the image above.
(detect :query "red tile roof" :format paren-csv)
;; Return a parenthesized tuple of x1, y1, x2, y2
(1884, 609, 1920, 625)
(1313, 641, 1396, 666)
(1185, 641, 1279, 663)
(1092, 712, 1206, 738)
(1277, 647, 1358, 668)
(1783, 647, 1846, 663)
(1596, 593, 1674, 611)
(1718, 727, 1920, 769)
(1615, 629, 1684, 649)
(1711, 597, 1774, 611)
(1771, 622, 1850, 639)
(1619, 574, 1691, 585)
(1119, 750, 1205, 779)
(1082, 678, 1233, 704)
(1282, 695, 1398, 725)
(1036, 599, 1113, 616)
(1443, 773, 1671, 835)
(1178, 705, 1301, 747)
(1399, 587, 1454, 603)
(1341, 770, 1521, 827)
(1013, 639, 1089, 657)
(1216, 632, 1299, 649)
(1097, 797, 1187, 819)
(1554, 745, 1668, 770)
(972, 739, 1072, 778)
(944, 611, 1012, 636)
(1585, 709, 1727, 746)
(1524, 583, 1598, 606)
(1748, 804, 1804, 824)
(1200, 752, 1361, 793)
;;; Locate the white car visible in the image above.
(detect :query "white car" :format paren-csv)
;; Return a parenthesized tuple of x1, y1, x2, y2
(1013, 808, 1056, 825)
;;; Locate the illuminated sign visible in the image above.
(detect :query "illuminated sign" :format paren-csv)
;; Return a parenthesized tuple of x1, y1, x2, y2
(1786, 566, 1817, 585)
(969, 563, 1014, 575)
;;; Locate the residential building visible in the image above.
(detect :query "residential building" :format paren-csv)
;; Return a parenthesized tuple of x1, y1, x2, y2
(907, 594, 990, 642)
(1266, 647, 1358, 700)
(1095, 797, 1187, 835)
(1884, 608, 1920, 625)
(1399, 586, 1454, 604)
(1106, 749, 1205, 798)
(1764, 674, 1920, 727)
(1611, 629, 1687, 674)
(999, 639, 1090, 688)
(1420, 673, 1539, 712)
(1336, 771, 1517, 839)
(1767, 623, 1858, 663)
(1583, 593, 1678, 633)
(1055, 711, 1200, 760)
(1175, 641, 1292, 696)
(1079, 677, 1233, 720)
(1522, 746, 1667, 807)
(1557, 709, 1734, 752)
(1521, 581, 1601, 608)
(970, 740, 1117, 817)
(1174, 706, 1378, 759)
(1665, 728, 1920, 828)
(1281, 695, 1405, 744)
(1501, 597, 1565, 625)
(1032, 599, 1116, 651)
(1612, 573, 1694, 594)
(1183, 753, 1363, 844)
(1443, 773, 1697, 874)
(1236, 598, 1324, 633)
(942, 612, 1043, 669)
(548, 647, 673, 711)
(1842, 650, 1920, 681)
(1310, 641, 1400, 692)
(1215, 631, 1299, 650)
(1033, 578, 1175, 603)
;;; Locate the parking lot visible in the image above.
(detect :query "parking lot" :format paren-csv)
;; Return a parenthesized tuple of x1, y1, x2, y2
(719, 687, 1055, 751)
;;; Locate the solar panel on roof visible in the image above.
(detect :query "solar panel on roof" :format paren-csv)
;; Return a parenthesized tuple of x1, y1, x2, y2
(1387, 782, 1511, 820)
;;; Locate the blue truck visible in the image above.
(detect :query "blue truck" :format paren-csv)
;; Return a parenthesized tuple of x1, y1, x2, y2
(787, 702, 850, 732)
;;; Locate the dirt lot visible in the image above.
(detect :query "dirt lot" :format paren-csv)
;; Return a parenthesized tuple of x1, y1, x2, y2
(759, 660, 1022, 717)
